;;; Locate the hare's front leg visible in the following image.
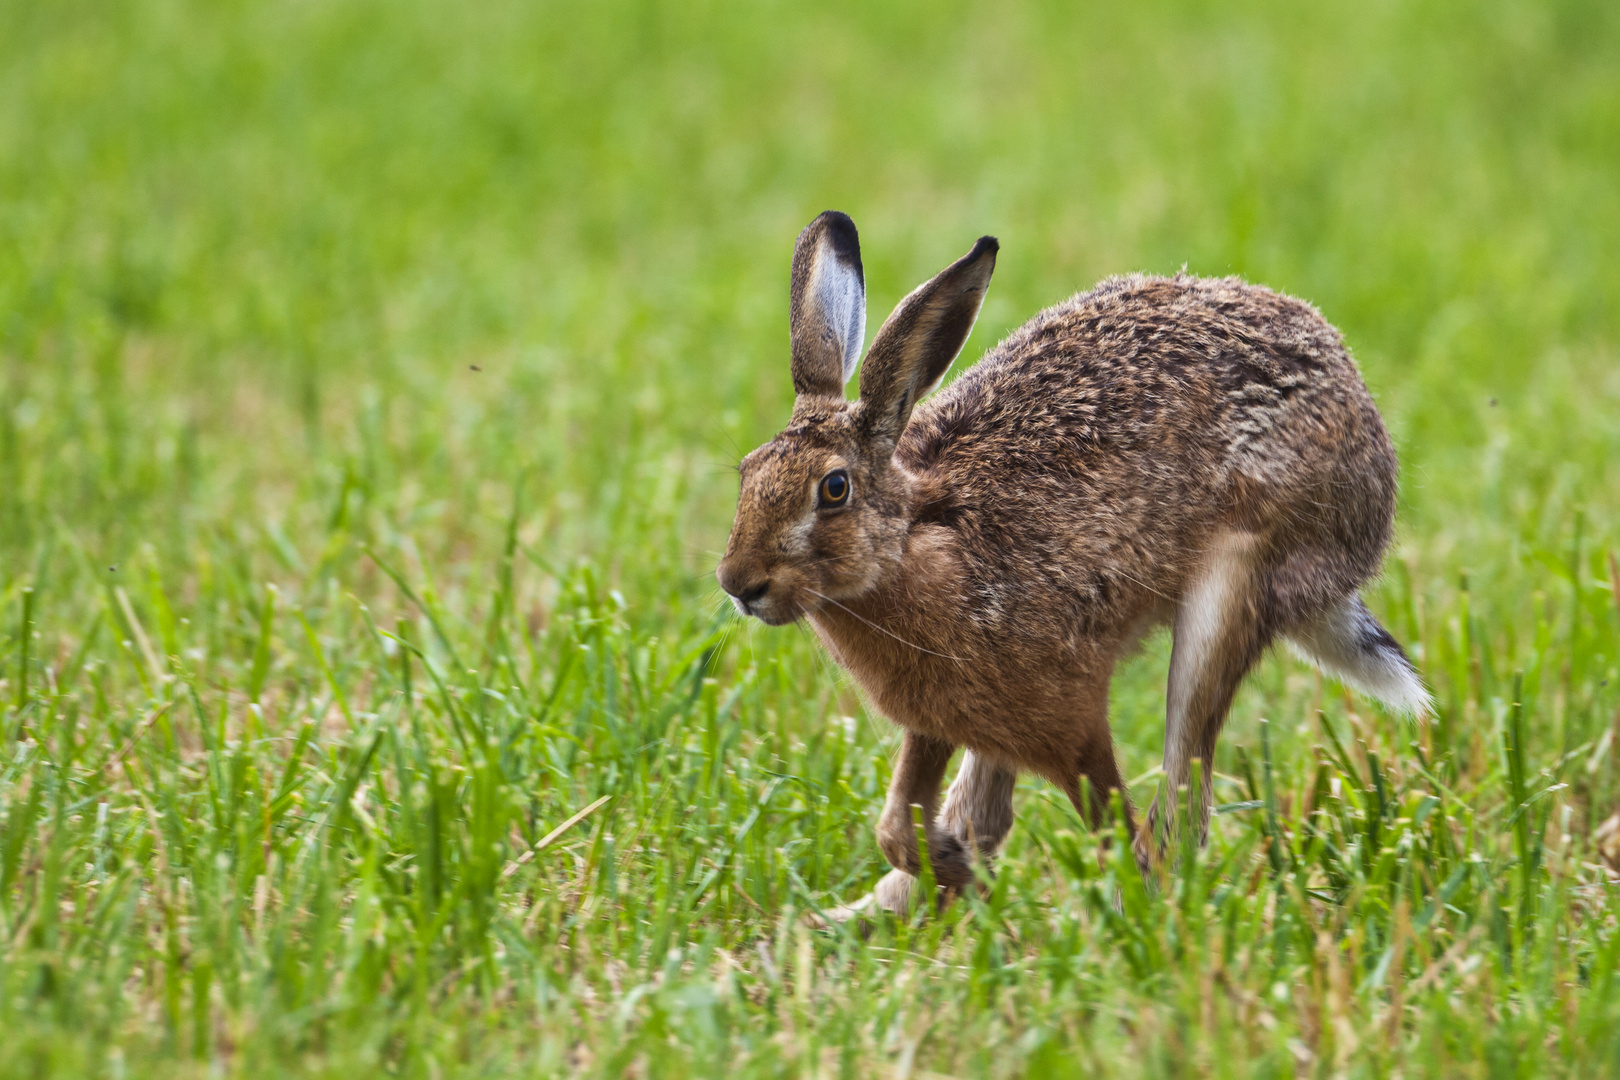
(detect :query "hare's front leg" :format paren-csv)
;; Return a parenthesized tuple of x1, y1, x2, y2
(875, 749, 1017, 913)
(874, 731, 958, 876)
(870, 731, 968, 913)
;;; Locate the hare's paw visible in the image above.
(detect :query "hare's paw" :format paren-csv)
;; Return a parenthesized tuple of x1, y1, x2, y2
(927, 832, 975, 889)
(875, 815, 974, 888)
(872, 868, 916, 915)
(875, 813, 919, 874)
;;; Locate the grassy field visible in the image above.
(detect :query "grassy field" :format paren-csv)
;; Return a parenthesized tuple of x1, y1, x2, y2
(3, 0, 1620, 1075)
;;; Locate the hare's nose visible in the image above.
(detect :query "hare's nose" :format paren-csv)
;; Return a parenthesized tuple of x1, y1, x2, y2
(717, 564, 770, 605)
(734, 580, 770, 605)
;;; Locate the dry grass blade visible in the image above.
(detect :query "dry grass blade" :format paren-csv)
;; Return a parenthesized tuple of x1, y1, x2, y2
(500, 794, 612, 880)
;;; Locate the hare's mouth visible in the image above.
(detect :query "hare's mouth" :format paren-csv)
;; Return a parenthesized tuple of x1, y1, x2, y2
(735, 595, 802, 626)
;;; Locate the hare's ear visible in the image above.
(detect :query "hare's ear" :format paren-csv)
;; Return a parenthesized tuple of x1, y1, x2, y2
(789, 211, 866, 398)
(858, 235, 997, 440)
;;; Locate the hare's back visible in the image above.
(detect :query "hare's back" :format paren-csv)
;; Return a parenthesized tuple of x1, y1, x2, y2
(899, 274, 1397, 619)
(909, 272, 1390, 485)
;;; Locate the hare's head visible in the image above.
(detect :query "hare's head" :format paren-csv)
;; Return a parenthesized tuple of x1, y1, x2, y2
(717, 212, 997, 624)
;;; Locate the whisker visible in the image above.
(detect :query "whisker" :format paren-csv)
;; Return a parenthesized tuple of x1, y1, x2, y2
(699, 419, 748, 465)
(804, 589, 966, 663)
(1110, 565, 1175, 603)
(794, 620, 860, 711)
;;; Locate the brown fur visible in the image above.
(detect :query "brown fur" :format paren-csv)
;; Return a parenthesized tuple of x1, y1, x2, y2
(718, 212, 1422, 911)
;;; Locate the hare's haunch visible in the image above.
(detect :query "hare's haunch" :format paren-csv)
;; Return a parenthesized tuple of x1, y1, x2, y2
(718, 211, 1430, 913)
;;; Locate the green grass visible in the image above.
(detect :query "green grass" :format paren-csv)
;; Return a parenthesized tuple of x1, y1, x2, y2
(3, 0, 1620, 1075)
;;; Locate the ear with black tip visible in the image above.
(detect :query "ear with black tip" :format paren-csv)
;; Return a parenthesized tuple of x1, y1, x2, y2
(858, 235, 997, 440)
(789, 211, 867, 398)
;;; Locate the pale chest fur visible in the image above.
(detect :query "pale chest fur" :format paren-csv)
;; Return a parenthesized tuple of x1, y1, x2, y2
(807, 525, 1122, 761)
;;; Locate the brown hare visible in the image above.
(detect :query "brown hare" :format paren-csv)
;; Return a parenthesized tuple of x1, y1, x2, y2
(717, 211, 1430, 914)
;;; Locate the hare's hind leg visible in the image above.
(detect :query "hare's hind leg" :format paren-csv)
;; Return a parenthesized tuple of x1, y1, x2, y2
(1147, 530, 1274, 854)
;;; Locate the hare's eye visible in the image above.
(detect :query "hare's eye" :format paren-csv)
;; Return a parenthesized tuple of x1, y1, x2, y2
(818, 470, 850, 507)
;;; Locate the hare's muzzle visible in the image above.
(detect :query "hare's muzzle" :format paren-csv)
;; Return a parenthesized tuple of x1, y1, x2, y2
(716, 563, 772, 618)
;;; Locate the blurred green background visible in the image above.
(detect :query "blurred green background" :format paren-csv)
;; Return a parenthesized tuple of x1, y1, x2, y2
(6, 0, 1616, 589)
(3, 0, 1620, 1076)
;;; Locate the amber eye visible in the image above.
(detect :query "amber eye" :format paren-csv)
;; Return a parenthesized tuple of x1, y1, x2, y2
(818, 470, 850, 507)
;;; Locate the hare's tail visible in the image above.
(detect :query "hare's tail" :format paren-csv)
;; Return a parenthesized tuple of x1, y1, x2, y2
(1285, 595, 1433, 718)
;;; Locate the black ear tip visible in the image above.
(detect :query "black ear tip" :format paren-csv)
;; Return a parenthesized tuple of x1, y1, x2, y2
(972, 235, 1000, 259)
(810, 211, 862, 264)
